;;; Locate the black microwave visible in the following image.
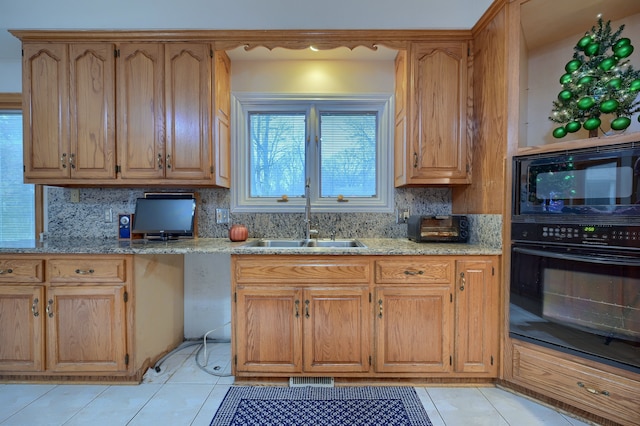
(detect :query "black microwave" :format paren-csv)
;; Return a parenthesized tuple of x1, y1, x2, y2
(512, 142, 640, 224)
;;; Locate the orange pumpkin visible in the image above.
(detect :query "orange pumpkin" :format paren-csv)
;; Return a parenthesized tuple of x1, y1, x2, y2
(229, 224, 249, 241)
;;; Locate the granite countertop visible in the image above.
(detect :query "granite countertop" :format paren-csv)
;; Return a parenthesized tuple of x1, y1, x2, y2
(0, 238, 501, 256)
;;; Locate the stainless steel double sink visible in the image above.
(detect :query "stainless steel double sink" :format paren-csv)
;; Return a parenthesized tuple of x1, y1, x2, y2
(241, 238, 366, 248)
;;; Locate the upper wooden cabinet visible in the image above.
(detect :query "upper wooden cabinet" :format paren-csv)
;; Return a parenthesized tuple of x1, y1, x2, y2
(20, 38, 231, 187)
(22, 43, 116, 181)
(395, 41, 472, 186)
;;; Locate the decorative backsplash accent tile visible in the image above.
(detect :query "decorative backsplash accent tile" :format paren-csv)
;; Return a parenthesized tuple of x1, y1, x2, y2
(45, 186, 501, 248)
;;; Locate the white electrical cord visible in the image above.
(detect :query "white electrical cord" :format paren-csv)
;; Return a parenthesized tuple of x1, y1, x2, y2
(202, 320, 231, 363)
(150, 321, 232, 377)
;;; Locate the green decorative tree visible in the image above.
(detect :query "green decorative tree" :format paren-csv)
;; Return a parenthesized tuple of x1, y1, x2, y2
(549, 15, 640, 138)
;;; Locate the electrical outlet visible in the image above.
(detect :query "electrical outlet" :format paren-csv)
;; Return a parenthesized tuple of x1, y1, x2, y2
(396, 208, 410, 224)
(104, 208, 113, 223)
(70, 189, 80, 203)
(216, 208, 230, 224)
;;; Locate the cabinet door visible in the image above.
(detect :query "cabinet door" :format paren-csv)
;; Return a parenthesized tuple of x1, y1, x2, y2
(455, 258, 498, 374)
(165, 43, 212, 181)
(303, 287, 371, 373)
(0, 286, 45, 371)
(235, 287, 302, 373)
(375, 287, 453, 373)
(69, 43, 116, 179)
(45, 285, 128, 373)
(117, 43, 165, 180)
(22, 43, 69, 180)
(394, 50, 408, 187)
(410, 42, 471, 184)
(213, 51, 231, 188)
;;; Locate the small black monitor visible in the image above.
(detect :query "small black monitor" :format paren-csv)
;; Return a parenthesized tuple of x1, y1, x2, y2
(132, 197, 196, 241)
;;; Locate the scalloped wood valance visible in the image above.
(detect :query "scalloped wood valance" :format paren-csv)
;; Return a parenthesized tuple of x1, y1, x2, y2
(9, 29, 473, 52)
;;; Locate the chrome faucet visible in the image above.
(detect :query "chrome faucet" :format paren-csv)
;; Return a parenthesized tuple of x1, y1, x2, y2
(304, 178, 318, 240)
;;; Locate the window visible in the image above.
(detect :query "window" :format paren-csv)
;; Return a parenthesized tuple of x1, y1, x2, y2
(232, 94, 393, 213)
(0, 95, 38, 242)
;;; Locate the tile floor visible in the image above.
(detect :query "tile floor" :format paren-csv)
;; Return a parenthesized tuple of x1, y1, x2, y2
(0, 342, 596, 426)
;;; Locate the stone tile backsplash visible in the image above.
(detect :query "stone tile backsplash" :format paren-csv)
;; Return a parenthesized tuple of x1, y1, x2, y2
(46, 186, 501, 248)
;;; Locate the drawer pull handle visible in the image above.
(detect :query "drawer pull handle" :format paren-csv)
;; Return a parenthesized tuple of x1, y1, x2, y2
(459, 272, 466, 291)
(404, 270, 424, 276)
(0, 268, 13, 275)
(294, 300, 300, 318)
(378, 299, 383, 318)
(75, 269, 95, 275)
(32, 298, 40, 317)
(304, 300, 310, 318)
(158, 153, 163, 169)
(577, 382, 609, 396)
(46, 299, 54, 318)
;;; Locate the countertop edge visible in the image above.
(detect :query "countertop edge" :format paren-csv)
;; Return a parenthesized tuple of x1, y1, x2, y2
(0, 238, 502, 256)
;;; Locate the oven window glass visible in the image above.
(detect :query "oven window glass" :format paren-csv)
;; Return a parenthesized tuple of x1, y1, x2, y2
(510, 245, 640, 373)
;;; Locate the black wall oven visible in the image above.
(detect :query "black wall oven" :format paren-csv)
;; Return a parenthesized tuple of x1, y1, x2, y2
(510, 142, 640, 374)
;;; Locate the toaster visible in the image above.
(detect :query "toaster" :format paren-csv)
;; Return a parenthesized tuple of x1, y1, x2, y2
(407, 215, 469, 243)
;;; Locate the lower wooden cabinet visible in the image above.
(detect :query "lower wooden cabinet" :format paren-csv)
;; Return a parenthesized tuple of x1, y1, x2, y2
(0, 254, 184, 382)
(508, 340, 640, 426)
(232, 254, 500, 379)
(233, 255, 371, 376)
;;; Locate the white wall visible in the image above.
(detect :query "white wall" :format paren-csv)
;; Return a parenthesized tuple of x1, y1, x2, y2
(525, 13, 640, 146)
(184, 254, 232, 340)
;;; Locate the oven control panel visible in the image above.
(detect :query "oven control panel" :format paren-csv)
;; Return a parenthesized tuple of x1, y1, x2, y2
(512, 222, 640, 249)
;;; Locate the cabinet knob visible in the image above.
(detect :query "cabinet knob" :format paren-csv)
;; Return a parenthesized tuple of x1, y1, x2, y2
(404, 270, 424, 275)
(61, 153, 67, 169)
(294, 300, 300, 318)
(378, 299, 383, 318)
(0, 268, 13, 275)
(166, 154, 171, 169)
(32, 298, 40, 317)
(459, 272, 466, 291)
(46, 299, 54, 318)
(157, 153, 163, 169)
(304, 299, 310, 318)
(577, 382, 609, 396)
(75, 269, 95, 275)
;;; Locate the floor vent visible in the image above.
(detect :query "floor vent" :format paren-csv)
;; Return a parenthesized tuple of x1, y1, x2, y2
(289, 377, 334, 387)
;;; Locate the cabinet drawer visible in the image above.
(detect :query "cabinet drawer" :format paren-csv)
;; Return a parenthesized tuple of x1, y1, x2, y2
(375, 259, 452, 284)
(512, 343, 640, 425)
(0, 258, 44, 283)
(234, 255, 370, 284)
(48, 257, 127, 283)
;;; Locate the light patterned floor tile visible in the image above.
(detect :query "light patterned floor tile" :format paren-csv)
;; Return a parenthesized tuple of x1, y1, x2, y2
(127, 383, 213, 426)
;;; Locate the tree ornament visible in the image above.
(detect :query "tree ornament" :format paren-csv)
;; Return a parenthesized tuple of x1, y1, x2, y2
(614, 44, 634, 59)
(577, 35, 593, 49)
(549, 16, 640, 138)
(583, 117, 601, 130)
(565, 121, 582, 133)
(615, 38, 631, 49)
(565, 59, 582, 73)
(560, 73, 573, 84)
(610, 116, 631, 130)
(553, 126, 567, 138)
(577, 96, 595, 110)
(607, 78, 622, 89)
(598, 57, 617, 71)
(600, 99, 619, 113)
(585, 42, 600, 56)
(558, 90, 573, 102)
(577, 76, 594, 86)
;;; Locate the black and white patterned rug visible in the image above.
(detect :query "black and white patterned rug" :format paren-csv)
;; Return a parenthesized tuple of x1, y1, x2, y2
(210, 386, 433, 426)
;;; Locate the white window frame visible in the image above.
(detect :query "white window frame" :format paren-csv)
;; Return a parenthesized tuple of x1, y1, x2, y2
(231, 93, 394, 213)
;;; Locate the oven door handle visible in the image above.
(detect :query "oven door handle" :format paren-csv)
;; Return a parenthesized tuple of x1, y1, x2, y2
(512, 246, 640, 267)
